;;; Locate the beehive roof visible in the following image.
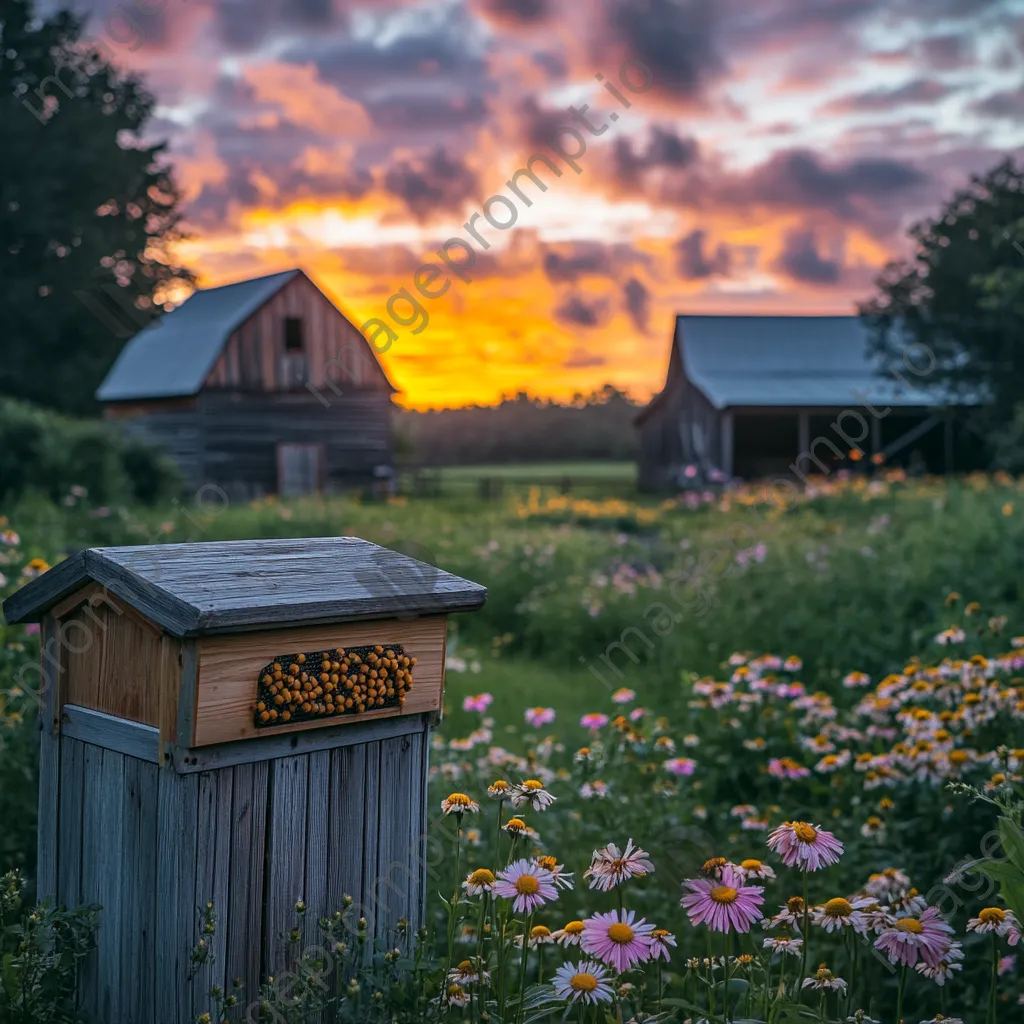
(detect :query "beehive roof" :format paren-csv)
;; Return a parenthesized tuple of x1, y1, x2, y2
(2, 538, 487, 636)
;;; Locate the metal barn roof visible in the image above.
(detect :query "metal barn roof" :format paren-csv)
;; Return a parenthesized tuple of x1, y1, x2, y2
(96, 270, 301, 402)
(677, 315, 947, 409)
(2, 538, 487, 636)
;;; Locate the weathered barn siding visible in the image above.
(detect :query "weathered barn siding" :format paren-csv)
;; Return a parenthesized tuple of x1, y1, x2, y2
(105, 389, 393, 497)
(51, 717, 431, 1023)
(203, 273, 388, 393)
(637, 346, 721, 490)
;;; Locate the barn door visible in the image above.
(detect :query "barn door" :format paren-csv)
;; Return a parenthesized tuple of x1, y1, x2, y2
(277, 444, 323, 496)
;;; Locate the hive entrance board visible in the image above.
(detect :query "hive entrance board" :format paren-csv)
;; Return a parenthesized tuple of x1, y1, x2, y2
(253, 644, 416, 727)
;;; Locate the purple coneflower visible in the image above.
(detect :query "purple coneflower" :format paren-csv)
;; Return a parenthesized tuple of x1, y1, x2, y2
(733, 858, 776, 881)
(874, 907, 954, 967)
(649, 928, 676, 962)
(767, 821, 844, 871)
(441, 793, 480, 816)
(580, 909, 654, 972)
(580, 713, 609, 731)
(680, 865, 764, 933)
(553, 920, 585, 946)
(493, 858, 558, 914)
(664, 757, 697, 776)
(801, 963, 846, 991)
(462, 693, 493, 713)
(584, 839, 655, 891)
(462, 868, 495, 896)
(533, 855, 574, 890)
(511, 779, 556, 811)
(552, 961, 614, 1005)
(967, 906, 1018, 939)
(811, 896, 876, 935)
(611, 687, 635, 704)
(524, 706, 555, 728)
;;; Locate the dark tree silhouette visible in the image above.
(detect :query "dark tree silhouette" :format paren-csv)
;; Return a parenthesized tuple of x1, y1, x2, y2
(0, 0, 193, 415)
(861, 159, 1024, 433)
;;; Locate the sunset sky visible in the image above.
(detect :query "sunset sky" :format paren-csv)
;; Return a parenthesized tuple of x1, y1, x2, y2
(56, 0, 1024, 407)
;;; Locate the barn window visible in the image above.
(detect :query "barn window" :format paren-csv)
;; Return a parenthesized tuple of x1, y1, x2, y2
(284, 317, 304, 351)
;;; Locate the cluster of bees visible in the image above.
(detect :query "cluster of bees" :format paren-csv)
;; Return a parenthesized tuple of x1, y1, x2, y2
(253, 644, 416, 727)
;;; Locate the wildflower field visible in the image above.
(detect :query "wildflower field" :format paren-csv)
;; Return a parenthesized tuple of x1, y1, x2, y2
(3, 472, 1024, 1023)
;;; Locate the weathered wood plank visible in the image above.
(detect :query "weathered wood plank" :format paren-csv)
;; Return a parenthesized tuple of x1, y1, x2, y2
(85, 747, 127, 1022)
(57, 737, 85, 910)
(36, 613, 60, 903)
(156, 769, 199, 1024)
(173, 711, 427, 773)
(374, 735, 403, 935)
(193, 617, 446, 747)
(211, 768, 233, 997)
(133, 759, 159, 1023)
(327, 744, 364, 918)
(225, 763, 254, 1000)
(61, 704, 161, 762)
(361, 741, 381, 938)
(264, 756, 309, 974)
(304, 750, 330, 950)
(247, 760, 270, 999)
(193, 770, 219, 1013)
(415, 724, 431, 927)
(77, 743, 104, 1017)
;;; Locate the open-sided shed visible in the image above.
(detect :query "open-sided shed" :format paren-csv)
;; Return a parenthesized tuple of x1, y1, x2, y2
(636, 315, 964, 489)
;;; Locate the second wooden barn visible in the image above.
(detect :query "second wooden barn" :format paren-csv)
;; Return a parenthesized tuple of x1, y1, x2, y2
(97, 269, 396, 498)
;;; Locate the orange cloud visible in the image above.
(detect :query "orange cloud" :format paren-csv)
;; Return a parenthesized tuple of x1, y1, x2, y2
(242, 61, 372, 138)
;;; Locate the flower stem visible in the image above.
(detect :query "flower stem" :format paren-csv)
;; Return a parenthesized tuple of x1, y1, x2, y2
(446, 816, 463, 982)
(800, 871, 809, 994)
(895, 963, 906, 1024)
(724, 940, 732, 1023)
(990, 931, 999, 1024)
(516, 913, 533, 1024)
(706, 930, 717, 1016)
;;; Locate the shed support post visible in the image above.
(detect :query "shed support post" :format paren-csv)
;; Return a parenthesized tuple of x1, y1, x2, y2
(721, 412, 734, 478)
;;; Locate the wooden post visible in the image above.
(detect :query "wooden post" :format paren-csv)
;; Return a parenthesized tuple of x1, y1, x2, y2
(797, 412, 810, 460)
(3, 538, 486, 1021)
(721, 411, 734, 478)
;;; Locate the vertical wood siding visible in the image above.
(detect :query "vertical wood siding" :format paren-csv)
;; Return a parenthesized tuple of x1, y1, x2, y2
(47, 716, 431, 1019)
(204, 274, 391, 395)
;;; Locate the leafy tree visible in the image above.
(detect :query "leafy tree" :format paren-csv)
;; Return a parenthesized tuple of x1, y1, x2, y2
(861, 160, 1024, 441)
(0, 0, 193, 416)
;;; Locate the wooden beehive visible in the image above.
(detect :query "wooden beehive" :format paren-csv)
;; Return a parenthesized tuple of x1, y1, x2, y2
(2, 538, 486, 1024)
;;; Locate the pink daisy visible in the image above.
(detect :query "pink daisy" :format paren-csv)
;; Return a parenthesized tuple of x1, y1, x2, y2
(874, 907, 954, 968)
(463, 693, 493, 713)
(581, 909, 654, 972)
(767, 821, 844, 871)
(664, 757, 697, 776)
(580, 713, 609, 731)
(649, 928, 676, 962)
(611, 688, 636, 704)
(493, 858, 559, 914)
(583, 839, 655, 891)
(680, 864, 764, 933)
(524, 706, 555, 728)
